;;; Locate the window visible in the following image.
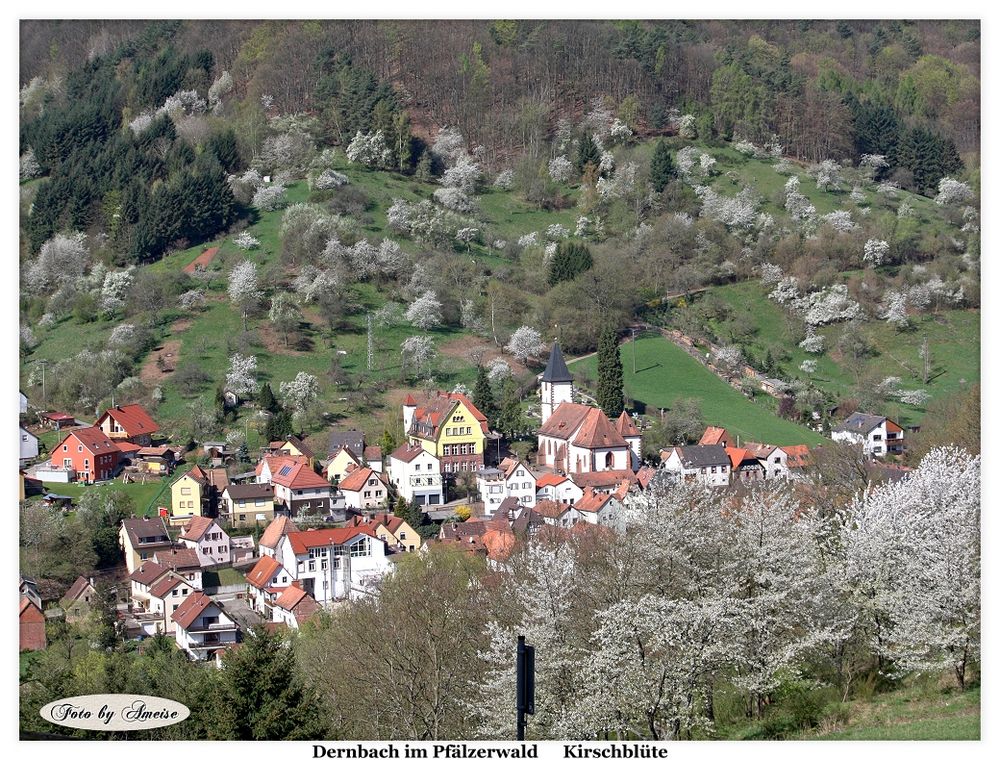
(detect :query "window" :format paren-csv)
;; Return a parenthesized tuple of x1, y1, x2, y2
(63, 444, 67, 451)
(180, 487, 191, 496)
(399, 531, 407, 540)
(350, 539, 370, 557)
(78, 445, 83, 452)
(308, 560, 316, 571)
(710, 466, 716, 473)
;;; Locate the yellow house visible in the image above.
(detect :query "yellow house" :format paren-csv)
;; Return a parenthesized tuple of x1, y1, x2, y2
(170, 466, 208, 522)
(403, 392, 489, 476)
(325, 445, 362, 485)
(266, 435, 316, 467)
(347, 513, 422, 553)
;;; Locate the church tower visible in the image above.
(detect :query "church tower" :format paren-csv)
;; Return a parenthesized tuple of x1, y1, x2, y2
(540, 342, 574, 424)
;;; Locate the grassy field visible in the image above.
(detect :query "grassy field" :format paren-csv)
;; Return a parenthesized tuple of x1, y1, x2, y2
(574, 333, 827, 446)
(35, 476, 171, 516)
(803, 683, 980, 740)
(687, 281, 979, 426)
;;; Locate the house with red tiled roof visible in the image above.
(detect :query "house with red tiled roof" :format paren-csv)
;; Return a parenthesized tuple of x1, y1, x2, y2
(534, 472, 583, 506)
(152, 548, 203, 590)
(170, 465, 228, 524)
(339, 466, 389, 512)
(263, 435, 316, 466)
(19, 596, 46, 651)
(726, 447, 765, 484)
(743, 442, 791, 480)
(782, 445, 813, 475)
(259, 455, 334, 518)
(259, 515, 299, 559)
(171, 592, 239, 662)
(347, 512, 422, 553)
(574, 487, 626, 529)
(119, 516, 173, 573)
(272, 584, 322, 629)
(46, 426, 120, 483)
(537, 402, 635, 477)
(245, 554, 292, 616)
(570, 468, 638, 493)
(534, 498, 583, 528)
(96, 403, 159, 446)
(270, 525, 393, 603)
(387, 442, 443, 507)
(699, 426, 730, 447)
(403, 391, 490, 477)
(178, 516, 232, 567)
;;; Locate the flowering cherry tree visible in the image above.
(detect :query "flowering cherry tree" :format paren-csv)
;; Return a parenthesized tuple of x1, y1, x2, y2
(279, 371, 320, 413)
(505, 325, 546, 364)
(228, 260, 262, 331)
(226, 353, 259, 397)
(405, 291, 443, 330)
(863, 239, 889, 268)
(400, 335, 436, 379)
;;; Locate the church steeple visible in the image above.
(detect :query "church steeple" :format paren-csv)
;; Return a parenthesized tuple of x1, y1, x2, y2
(540, 341, 574, 424)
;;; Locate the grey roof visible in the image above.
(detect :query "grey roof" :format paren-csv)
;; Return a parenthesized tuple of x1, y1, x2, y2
(224, 483, 275, 500)
(121, 517, 171, 546)
(541, 342, 573, 384)
(834, 412, 887, 435)
(328, 429, 365, 457)
(675, 444, 731, 469)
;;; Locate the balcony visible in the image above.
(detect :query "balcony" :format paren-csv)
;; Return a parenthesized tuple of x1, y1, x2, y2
(186, 621, 238, 633)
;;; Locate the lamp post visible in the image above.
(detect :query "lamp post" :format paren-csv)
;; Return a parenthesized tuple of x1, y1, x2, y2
(516, 635, 535, 740)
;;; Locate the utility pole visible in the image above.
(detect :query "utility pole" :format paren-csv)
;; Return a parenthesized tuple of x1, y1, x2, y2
(367, 313, 374, 372)
(516, 635, 535, 741)
(37, 359, 48, 407)
(632, 327, 637, 373)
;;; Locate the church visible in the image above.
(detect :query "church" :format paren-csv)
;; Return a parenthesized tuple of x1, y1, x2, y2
(536, 342, 641, 476)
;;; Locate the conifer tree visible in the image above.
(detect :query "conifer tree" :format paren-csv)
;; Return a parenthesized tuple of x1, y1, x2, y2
(497, 377, 523, 438)
(258, 383, 279, 413)
(576, 133, 601, 174)
(473, 364, 498, 424)
(596, 325, 624, 419)
(649, 139, 675, 192)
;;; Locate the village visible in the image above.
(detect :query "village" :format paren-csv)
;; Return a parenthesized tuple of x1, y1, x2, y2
(18, 340, 912, 661)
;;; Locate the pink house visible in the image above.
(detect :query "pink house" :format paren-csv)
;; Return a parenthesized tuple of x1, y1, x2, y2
(178, 516, 231, 567)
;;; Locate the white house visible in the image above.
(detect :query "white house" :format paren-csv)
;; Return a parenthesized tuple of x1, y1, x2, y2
(575, 487, 626, 530)
(534, 472, 583, 505)
(258, 515, 299, 560)
(258, 455, 335, 518)
(338, 466, 389, 512)
(660, 445, 732, 487)
(832, 413, 905, 457)
(245, 554, 293, 617)
(19, 426, 39, 465)
(143, 574, 197, 635)
(271, 584, 322, 629)
(271, 525, 393, 603)
(177, 516, 231, 568)
(743, 442, 790, 479)
(20, 391, 28, 415)
(171, 592, 239, 662)
(477, 457, 537, 516)
(388, 442, 443, 507)
(533, 499, 586, 528)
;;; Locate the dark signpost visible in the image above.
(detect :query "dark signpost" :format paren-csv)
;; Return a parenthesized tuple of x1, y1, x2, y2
(516, 635, 535, 740)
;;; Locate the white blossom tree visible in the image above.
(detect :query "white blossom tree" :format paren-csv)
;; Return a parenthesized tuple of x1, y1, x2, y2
(280, 372, 320, 413)
(548, 155, 574, 183)
(405, 291, 443, 330)
(99, 268, 133, 317)
(881, 290, 909, 330)
(934, 178, 974, 207)
(225, 353, 259, 398)
(441, 155, 482, 193)
(233, 231, 260, 250)
(26, 232, 90, 294)
(401, 335, 436, 379)
(345, 130, 390, 168)
(863, 239, 889, 268)
(505, 325, 545, 365)
(228, 260, 262, 331)
(251, 184, 287, 211)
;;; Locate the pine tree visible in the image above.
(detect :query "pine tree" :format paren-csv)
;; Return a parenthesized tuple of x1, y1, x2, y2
(210, 626, 328, 739)
(576, 133, 601, 174)
(497, 377, 523, 438)
(473, 364, 498, 424)
(258, 383, 279, 412)
(379, 428, 398, 455)
(596, 325, 624, 418)
(547, 240, 593, 287)
(649, 139, 675, 192)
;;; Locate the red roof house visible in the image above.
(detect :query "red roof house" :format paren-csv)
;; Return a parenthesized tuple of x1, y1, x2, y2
(50, 426, 121, 483)
(96, 403, 159, 445)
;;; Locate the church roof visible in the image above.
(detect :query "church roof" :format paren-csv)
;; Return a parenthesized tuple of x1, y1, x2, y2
(541, 342, 573, 383)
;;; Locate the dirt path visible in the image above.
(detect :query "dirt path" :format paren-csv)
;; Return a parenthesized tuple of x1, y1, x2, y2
(141, 339, 182, 384)
(182, 246, 220, 274)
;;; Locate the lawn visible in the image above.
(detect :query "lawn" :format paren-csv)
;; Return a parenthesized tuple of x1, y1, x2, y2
(697, 281, 979, 426)
(573, 333, 827, 446)
(36, 477, 169, 516)
(807, 684, 980, 741)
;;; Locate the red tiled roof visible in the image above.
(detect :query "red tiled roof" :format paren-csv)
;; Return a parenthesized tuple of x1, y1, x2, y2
(534, 499, 570, 519)
(287, 526, 376, 555)
(99, 404, 159, 437)
(411, 391, 489, 439)
(390, 442, 431, 463)
(743, 442, 777, 459)
(783, 445, 813, 468)
(636, 466, 656, 489)
(571, 469, 637, 490)
(171, 592, 217, 629)
(615, 411, 641, 438)
(403, 394, 417, 406)
(339, 466, 386, 493)
(482, 529, 516, 560)
(265, 456, 328, 490)
(260, 515, 299, 549)
(347, 513, 407, 535)
(699, 426, 728, 446)
(246, 555, 283, 590)
(364, 445, 382, 462)
(273, 586, 321, 624)
(575, 488, 614, 513)
(537, 402, 591, 439)
(129, 561, 169, 586)
(535, 472, 568, 488)
(725, 447, 751, 468)
(153, 548, 201, 571)
(574, 408, 629, 449)
(60, 576, 94, 605)
(149, 574, 187, 599)
(115, 441, 143, 454)
(60, 426, 120, 455)
(179, 515, 217, 542)
(42, 411, 75, 421)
